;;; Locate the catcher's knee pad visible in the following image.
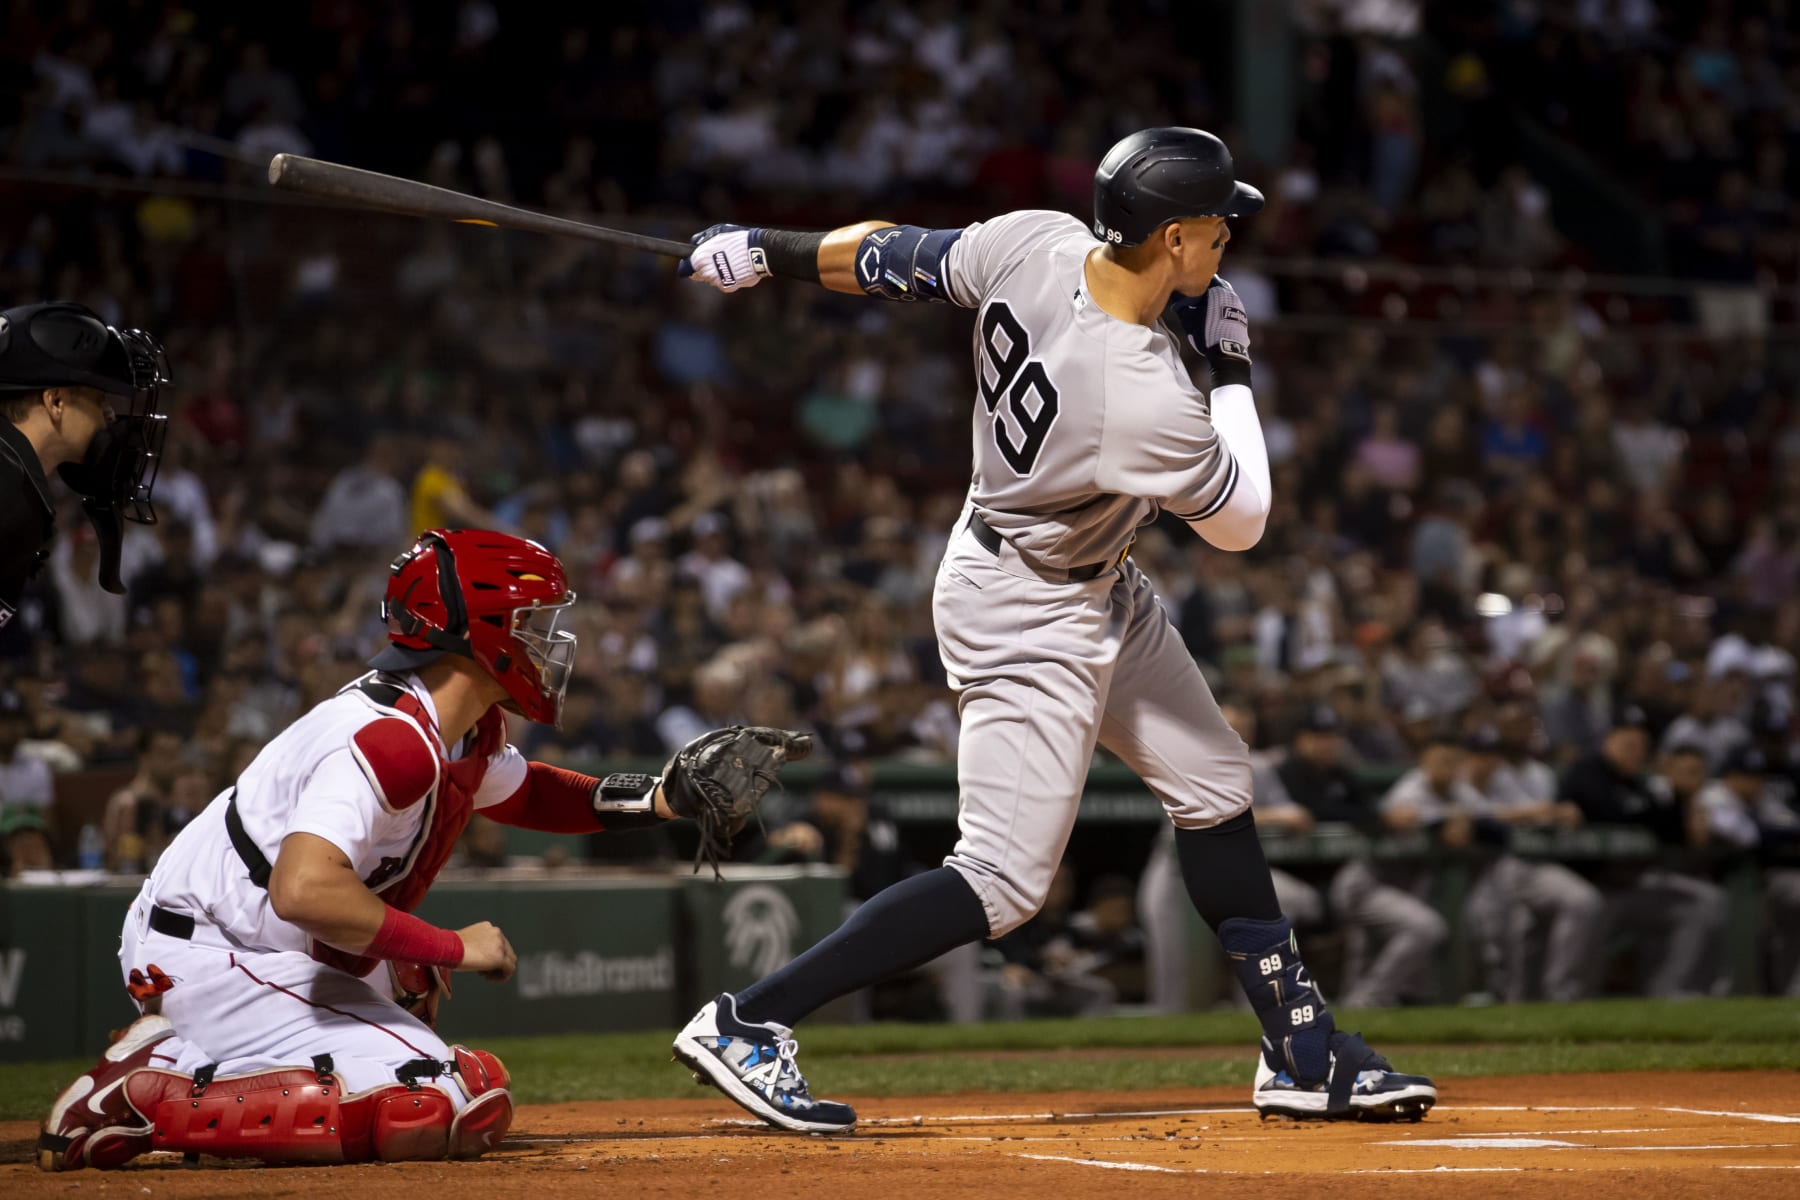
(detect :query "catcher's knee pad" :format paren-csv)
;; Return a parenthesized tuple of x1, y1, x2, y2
(446, 1045, 513, 1158)
(451, 1044, 510, 1094)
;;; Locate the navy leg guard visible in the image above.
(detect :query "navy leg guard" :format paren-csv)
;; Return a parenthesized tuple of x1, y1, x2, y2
(1218, 915, 1333, 1084)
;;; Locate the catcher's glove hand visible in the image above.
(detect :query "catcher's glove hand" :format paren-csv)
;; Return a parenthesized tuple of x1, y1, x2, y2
(663, 726, 812, 877)
(389, 960, 453, 1030)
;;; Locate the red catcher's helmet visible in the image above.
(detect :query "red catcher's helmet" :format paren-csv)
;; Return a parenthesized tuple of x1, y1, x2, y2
(369, 529, 577, 726)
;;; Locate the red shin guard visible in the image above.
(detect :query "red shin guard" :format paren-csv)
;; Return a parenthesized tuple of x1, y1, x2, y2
(84, 1048, 514, 1168)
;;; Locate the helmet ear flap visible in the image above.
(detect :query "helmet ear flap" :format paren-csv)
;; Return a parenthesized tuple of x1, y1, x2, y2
(384, 535, 465, 647)
(429, 533, 468, 639)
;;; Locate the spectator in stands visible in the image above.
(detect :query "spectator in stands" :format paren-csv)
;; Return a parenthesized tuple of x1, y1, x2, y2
(818, 593, 918, 757)
(1, 807, 55, 878)
(309, 435, 409, 552)
(1354, 403, 1421, 491)
(410, 434, 503, 536)
(1660, 674, 1753, 770)
(100, 726, 186, 873)
(48, 527, 129, 647)
(678, 511, 749, 622)
(1380, 619, 1478, 723)
(0, 690, 54, 814)
(655, 655, 746, 754)
(608, 518, 676, 607)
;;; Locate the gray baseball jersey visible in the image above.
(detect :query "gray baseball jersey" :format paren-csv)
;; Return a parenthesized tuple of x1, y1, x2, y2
(925, 209, 1261, 937)
(942, 209, 1237, 569)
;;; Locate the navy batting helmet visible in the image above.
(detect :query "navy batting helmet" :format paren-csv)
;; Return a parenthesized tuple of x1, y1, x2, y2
(1092, 127, 1264, 247)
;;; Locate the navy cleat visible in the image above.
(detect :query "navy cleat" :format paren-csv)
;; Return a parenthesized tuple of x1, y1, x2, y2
(672, 993, 856, 1134)
(1252, 1030, 1436, 1122)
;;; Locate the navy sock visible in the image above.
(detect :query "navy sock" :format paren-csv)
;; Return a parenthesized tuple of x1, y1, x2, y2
(733, 867, 989, 1028)
(1174, 812, 1283, 929)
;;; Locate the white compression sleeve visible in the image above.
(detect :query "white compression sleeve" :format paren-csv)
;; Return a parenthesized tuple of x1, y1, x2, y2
(1185, 384, 1273, 551)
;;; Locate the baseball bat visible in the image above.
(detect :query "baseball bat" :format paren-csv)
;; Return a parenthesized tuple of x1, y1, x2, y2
(266, 153, 694, 257)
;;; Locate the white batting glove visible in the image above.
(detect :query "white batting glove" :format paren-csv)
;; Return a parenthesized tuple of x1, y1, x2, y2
(677, 223, 772, 293)
(1203, 277, 1251, 361)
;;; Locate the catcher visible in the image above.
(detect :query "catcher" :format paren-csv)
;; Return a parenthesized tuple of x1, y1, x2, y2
(39, 528, 806, 1171)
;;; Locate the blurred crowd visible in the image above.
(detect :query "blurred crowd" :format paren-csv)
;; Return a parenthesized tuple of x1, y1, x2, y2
(3, 1, 1799, 1002)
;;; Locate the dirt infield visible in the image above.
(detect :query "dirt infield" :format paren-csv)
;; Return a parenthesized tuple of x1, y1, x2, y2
(3, 1071, 1796, 1198)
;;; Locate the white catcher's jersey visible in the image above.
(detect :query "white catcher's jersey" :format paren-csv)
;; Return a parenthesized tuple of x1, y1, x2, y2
(942, 209, 1237, 569)
(144, 673, 527, 955)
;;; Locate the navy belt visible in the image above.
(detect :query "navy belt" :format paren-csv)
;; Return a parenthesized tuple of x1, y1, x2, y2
(967, 513, 1122, 583)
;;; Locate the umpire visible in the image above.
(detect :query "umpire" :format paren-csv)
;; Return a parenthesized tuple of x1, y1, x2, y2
(0, 302, 169, 628)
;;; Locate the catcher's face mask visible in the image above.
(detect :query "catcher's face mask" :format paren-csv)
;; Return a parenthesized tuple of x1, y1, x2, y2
(376, 529, 579, 727)
(509, 593, 578, 723)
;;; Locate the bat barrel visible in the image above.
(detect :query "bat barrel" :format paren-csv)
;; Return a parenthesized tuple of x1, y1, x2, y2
(266, 154, 693, 257)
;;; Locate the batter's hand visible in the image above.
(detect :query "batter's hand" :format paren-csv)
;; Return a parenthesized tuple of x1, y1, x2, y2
(455, 921, 517, 982)
(678, 223, 772, 293)
(1172, 276, 1252, 387)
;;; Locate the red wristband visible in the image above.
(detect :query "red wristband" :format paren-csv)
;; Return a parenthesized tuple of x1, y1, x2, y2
(365, 906, 464, 968)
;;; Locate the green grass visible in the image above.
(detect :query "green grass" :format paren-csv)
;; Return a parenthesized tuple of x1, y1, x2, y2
(4, 997, 1794, 1122)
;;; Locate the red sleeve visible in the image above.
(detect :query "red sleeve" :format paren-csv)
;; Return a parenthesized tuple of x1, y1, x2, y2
(479, 761, 605, 833)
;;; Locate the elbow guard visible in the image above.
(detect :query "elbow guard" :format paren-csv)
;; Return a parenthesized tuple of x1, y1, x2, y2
(853, 226, 963, 301)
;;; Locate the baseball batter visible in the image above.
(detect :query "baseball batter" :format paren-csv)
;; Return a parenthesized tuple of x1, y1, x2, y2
(39, 529, 807, 1172)
(670, 127, 1435, 1132)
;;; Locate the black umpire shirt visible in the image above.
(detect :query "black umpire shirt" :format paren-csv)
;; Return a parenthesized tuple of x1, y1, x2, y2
(0, 419, 54, 630)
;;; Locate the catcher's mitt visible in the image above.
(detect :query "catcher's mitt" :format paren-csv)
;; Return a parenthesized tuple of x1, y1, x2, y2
(663, 726, 812, 876)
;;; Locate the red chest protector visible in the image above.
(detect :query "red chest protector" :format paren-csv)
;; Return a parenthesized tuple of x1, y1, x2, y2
(309, 675, 508, 978)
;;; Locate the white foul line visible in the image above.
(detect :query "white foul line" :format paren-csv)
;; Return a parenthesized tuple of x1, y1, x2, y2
(709, 1106, 1241, 1128)
(712, 1103, 1798, 1129)
(1016, 1154, 1196, 1174)
(1478, 1128, 1670, 1135)
(1345, 1167, 1525, 1174)
(1385, 1138, 1581, 1149)
(1664, 1107, 1800, 1125)
(1604, 1144, 1796, 1152)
